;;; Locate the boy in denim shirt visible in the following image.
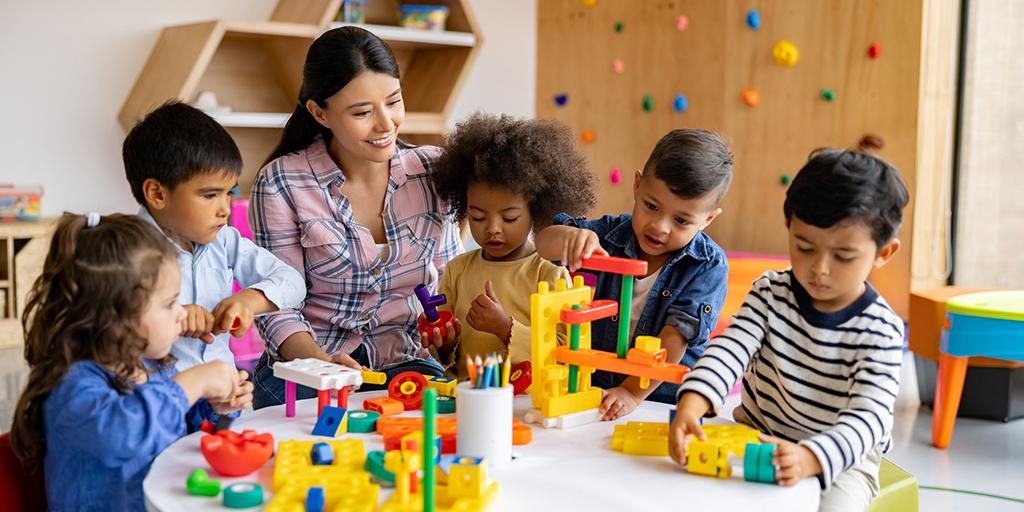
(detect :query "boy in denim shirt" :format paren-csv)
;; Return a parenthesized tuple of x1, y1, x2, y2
(123, 102, 306, 371)
(536, 129, 731, 418)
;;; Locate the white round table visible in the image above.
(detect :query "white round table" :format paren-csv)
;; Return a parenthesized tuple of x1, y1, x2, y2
(145, 390, 819, 511)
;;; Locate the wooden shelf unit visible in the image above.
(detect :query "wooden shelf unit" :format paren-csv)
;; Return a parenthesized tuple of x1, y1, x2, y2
(120, 0, 481, 194)
(0, 219, 56, 348)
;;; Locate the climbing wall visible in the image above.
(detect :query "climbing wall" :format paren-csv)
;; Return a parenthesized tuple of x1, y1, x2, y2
(537, 0, 956, 317)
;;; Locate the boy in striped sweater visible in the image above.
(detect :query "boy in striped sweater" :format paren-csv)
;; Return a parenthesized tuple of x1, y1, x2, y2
(669, 149, 908, 511)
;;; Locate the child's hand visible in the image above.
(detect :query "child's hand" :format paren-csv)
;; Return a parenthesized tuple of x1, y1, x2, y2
(211, 370, 254, 415)
(560, 228, 607, 272)
(467, 281, 512, 342)
(330, 352, 362, 370)
(180, 304, 216, 344)
(211, 295, 255, 337)
(758, 434, 822, 486)
(599, 386, 641, 420)
(174, 360, 243, 405)
(669, 393, 711, 465)
(421, 315, 461, 349)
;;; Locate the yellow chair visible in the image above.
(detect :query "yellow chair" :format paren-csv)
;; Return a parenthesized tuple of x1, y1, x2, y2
(868, 459, 918, 512)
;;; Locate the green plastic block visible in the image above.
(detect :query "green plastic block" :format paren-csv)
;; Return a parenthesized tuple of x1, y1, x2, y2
(186, 469, 220, 497)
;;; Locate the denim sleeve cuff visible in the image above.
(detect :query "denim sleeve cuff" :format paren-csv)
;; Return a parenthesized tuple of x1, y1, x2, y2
(552, 212, 577, 226)
(664, 309, 701, 343)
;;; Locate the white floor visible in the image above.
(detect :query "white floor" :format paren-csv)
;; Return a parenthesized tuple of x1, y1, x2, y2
(2, 348, 1023, 509)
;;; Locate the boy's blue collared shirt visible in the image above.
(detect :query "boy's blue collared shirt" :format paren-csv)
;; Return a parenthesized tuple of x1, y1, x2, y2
(553, 212, 729, 403)
(138, 207, 306, 371)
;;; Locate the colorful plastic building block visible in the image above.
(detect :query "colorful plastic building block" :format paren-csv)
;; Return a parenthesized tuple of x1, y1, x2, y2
(311, 442, 334, 466)
(365, 397, 405, 416)
(389, 371, 428, 409)
(610, 421, 669, 456)
(347, 410, 382, 433)
(186, 469, 221, 496)
(579, 255, 647, 276)
(200, 429, 274, 477)
(306, 486, 325, 512)
(312, 406, 348, 437)
(509, 361, 532, 395)
(266, 474, 378, 512)
(744, 443, 776, 483)
(272, 439, 370, 492)
(365, 450, 396, 485)
(436, 394, 456, 414)
(415, 283, 455, 340)
(688, 440, 725, 477)
(361, 369, 388, 385)
(273, 358, 363, 418)
(223, 482, 263, 508)
(427, 376, 457, 397)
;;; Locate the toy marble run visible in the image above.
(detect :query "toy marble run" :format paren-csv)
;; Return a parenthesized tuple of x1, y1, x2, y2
(525, 254, 691, 428)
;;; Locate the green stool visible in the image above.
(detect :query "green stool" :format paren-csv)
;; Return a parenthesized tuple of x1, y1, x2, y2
(868, 459, 918, 512)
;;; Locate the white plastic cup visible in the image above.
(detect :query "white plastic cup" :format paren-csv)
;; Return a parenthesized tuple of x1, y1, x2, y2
(455, 381, 513, 466)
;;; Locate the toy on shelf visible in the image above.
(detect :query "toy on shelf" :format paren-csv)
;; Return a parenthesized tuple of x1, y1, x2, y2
(415, 284, 455, 341)
(199, 429, 274, 477)
(525, 255, 691, 429)
(273, 358, 364, 418)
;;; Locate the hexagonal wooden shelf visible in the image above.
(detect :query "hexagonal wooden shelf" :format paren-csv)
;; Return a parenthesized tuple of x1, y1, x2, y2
(119, 0, 481, 194)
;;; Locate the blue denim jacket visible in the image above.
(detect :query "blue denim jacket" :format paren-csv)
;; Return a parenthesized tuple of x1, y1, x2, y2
(554, 213, 729, 403)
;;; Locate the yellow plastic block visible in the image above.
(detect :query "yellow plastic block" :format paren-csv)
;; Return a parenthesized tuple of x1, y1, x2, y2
(687, 440, 721, 477)
(530, 277, 593, 412)
(540, 388, 602, 418)
(447, 457, 487, 498)
(438, 479, 500, 512)
(610, 421, 670, 456)
(272, 439, 368, 491)
(265, 473, 379, 512)
(428, 376, 458, 397)
(634, 336, 662, 352)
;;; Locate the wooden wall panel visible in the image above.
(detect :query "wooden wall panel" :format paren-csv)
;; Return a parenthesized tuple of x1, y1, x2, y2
(537, 0, 957, 317)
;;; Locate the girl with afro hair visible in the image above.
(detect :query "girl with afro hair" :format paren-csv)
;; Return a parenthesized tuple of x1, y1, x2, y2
(424, 113, 596, 377)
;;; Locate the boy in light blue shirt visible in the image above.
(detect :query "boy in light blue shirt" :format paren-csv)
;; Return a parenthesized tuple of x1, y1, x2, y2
(123, 102, 306, 370)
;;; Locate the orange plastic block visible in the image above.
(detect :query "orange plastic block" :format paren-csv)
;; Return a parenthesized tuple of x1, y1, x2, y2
(200, 429, 275, 477)
(626, 347, 668, 366)
(553, 346, 689, 383)
(364, 397, 404, 417)
(376, 416, 533, 449)
(560, 299, 618, 324)
(579, 254, 648, 276)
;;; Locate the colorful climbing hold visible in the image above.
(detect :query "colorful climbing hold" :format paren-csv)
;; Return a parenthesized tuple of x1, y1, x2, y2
(642, 94, 653, 112)
(673, 94, 688, 112)
(780, 175, 792, 186)
(582, 0, 597, 7)
(610, 167, 622, 185)
(821, 89, 836, 101)
(741, 88, 759, 107)
(746, 9, 761, 30)
(868, 42, 881, 59)
(858, 134, 885, 152)
(580, 129, 595, 144)
(612, 58, 625, 74)
(554, 94, 568, 107)
(772, 40, 799, 67)
(614, 21, 624, 33)
(676, 15, 689, 32)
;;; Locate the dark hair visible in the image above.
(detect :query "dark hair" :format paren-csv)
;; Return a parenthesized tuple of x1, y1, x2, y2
(10, 213, 177, 470)
(264, 27, 401, 165)
(784, 149, 909, 246)
(432, 113, 595, 228)
(642, 129, 733, 204)
(123, 101, 242, 205)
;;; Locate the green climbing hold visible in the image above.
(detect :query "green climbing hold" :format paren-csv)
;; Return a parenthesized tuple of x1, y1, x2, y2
(642, 94, 653, 112)
(614, 21, 624, 33)
(821, 89, 836, 101)
(780, 174, 792, 186)
(186, 469, 221, 497)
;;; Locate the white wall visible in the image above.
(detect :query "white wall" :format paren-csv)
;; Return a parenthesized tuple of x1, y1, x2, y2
(0, 0, 536, 217)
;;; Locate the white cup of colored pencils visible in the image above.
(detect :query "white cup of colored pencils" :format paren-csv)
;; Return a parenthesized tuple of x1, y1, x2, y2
(456, 353, 513, 466)
(465, 353, 511, 389)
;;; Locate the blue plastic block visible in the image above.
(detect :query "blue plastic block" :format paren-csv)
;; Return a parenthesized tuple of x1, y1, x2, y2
(306, 486, 325, 512)
(312, 406, 346, 437)
(311, 442, 334, 466)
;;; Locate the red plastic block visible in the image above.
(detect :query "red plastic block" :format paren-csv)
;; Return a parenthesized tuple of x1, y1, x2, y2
(416, 310, 455, 341)
(200, 429, 274, 477)
(509, 361, 532, 395)
(580, 255, 647, 276)
(560, 299, 618, 324)
(388, 371, 428, 409)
